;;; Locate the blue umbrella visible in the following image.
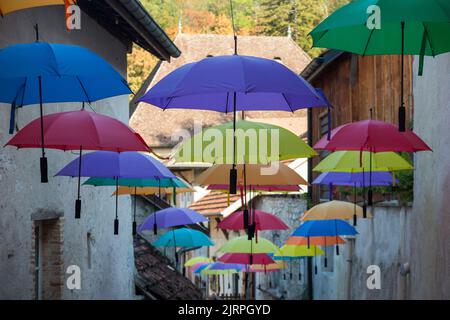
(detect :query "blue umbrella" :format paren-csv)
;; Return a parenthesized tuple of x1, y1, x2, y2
(138, 54, 327, 194)
(292, 220, 358, 255)
(56, 151, 175, 234)
(312, 172, 397, 187)
(194, 264, 211, 274)
(0, 41, 131, 182)
(208, 262, 245, 271)
(154, 228, 214, 264)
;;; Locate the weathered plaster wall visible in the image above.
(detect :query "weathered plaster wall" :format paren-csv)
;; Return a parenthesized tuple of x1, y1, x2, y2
(0, 7, 135, 299)
(255, 194, 308, 300)
(410, 53, 450, 299)
(312, 205, 411, 300)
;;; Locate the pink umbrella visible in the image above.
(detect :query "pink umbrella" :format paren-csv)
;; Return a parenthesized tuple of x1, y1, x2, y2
(218, 253, 275, 265)
(218, 210, 288, 231)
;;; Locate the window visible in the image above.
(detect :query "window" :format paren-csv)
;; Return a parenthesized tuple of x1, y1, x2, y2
(318, 113, 331, 201)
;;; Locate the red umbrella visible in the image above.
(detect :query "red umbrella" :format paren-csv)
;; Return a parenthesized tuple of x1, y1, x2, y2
(314, 119, 431, 152)
(218, 210, 288, 231)
(314, 119, 431, 209)
(6, 109, 149, 219)
(218, 253, 275, 265)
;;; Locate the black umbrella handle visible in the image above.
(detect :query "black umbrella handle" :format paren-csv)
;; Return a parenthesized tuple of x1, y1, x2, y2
(114, 218, 119, 235)
(40, 157, 48, 183)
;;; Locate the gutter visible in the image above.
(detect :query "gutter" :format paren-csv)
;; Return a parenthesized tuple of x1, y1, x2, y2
(105, 0, 181, 60)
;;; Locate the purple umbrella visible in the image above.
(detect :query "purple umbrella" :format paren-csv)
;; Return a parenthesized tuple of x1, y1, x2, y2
(138, 208, 208, 235)
(312, 172, 397, 187)
(138, 55, 327, 194)
(56, 151, 175, 234)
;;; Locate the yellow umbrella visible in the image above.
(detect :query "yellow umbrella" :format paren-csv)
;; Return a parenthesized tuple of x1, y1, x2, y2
(218, 236, 281, 256)
(184, 256, 212, 267)
(275, 245, 324, 258)
(196, 163, 308, 186)
(302, 200, 371, 221)
(249, 261, 286, 272)
(313, 151, 413, 173)
(0, 0, 76, 16)
(113, 185, 193, 196)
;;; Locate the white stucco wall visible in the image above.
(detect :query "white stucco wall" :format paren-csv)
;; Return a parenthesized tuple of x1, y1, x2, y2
(410, 53, 450, 299)
(0, 7, 135, 299)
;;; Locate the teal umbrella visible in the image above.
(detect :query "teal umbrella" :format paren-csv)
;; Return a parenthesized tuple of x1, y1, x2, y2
(310, 0, 450, 131)
(154, 228, 214, 264)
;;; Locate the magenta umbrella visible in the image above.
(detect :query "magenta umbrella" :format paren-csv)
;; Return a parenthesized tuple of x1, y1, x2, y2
(218, 210, 288, 231)
(218, 253, 275, 265)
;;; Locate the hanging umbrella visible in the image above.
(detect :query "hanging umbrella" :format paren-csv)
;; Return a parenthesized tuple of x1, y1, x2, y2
(0, 1, 76, 16)
(174, 120, 317, 164)
(208, 184, 301, 192)
(310, 0, 450, 131)
(208, 262, 246, 272)
(185, 256, 213, 267)
(218, 236, 280, 265)
(293, 220, 357, 256)
(85, 176, 189, 234)
(154, 228, 214, 264)
(218, 210, 288, 231)
(313, 150, 414, 208)
(138, 53, 326, 194)
(196, 163, 308, 186)
(194, 263, 211, 274)
(302, 200, 371, 226)
(138, 208, 208, 235)
(6, 110, 149, 219)
(218, 253, 275, 265)
(285, 236, 345, 246)
(312, 171, 397, 187)
(314, 120, 431, 152)
(275, 245, 324, 258)
(248, 261, 286, 272)
(190, 262, 210, 271)
(55, 151, 174, 233)
(0, 41, 132, 181)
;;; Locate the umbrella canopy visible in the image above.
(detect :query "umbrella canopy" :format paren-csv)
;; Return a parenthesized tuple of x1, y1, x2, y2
(56, 151, 174, 179)
(293, 220, 358, 238)
(0, 1, 76, 16)
(153, 228, 214, 248)
(218, 210, 288, 231)
(314, 120, 431, 152)
(138, 55, 326, 112)
(138, 208, 207, 234)
(218, 253, 275, 265)
(196, 163, 308, 186)
(55, 151, 174, 228)
(301, 200, 370, 220)
(185, 256, 212, 267)
(218, 236, 280, 256)
(286, 236, 345, 246)
(275, 245, 324, 258)
(6, 110, 148, 152)
(313, 151, 413, 173)
(113, 185, 193, 196)
(248, 261, 286, 272)
(313, 171, 397, 187)
(309, 0, 450, 130)
(208, 184, 301, 192)
(208, 262, 246, 271)
(201, 267, 239, 275)
(174, 120, 317, 164)
(194, 264, 211, 274)
(85, 176, 186, 188)
(190, 262, 210, 271)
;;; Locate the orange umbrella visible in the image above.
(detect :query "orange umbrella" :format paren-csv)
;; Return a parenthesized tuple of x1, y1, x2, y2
(286, 236, 345, 246)
(0, 0, 76, 16)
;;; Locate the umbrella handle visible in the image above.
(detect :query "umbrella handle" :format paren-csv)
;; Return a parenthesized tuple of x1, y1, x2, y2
(114, 218, 119, 235)
(229, 167, 237, 194)
(75, 200, 81, 219)
(336, 245, 340, 256)
(132, 221, 137, 236)
(40, 157, 48, 183)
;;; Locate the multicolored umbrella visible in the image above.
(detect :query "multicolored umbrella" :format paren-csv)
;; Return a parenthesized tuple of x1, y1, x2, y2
(0, 42, 132, 181)
(310, 0, 450, 130)
(0, 0, 76, 16)
(174, 120, 317, 164)
(293, 220, 357, 256)
(138, 208, 207, 235)
(138, 54, 326, 194)
(56, 151, 174, 233)
(184, 256, 212, 267)
(218, 253, 275, 265)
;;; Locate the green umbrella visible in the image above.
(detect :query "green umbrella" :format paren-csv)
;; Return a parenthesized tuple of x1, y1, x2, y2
(310, 0, 450, 131)
(173, 120, 317, 164)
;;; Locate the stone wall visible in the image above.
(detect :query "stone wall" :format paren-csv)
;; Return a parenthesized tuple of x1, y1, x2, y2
(0, 7, 135, 299)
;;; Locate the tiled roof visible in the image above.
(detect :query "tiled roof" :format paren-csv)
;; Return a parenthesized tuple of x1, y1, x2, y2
(134, 236, 203, 300)
(130, 33, 311, 147)
(189, 191, 241, 216)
